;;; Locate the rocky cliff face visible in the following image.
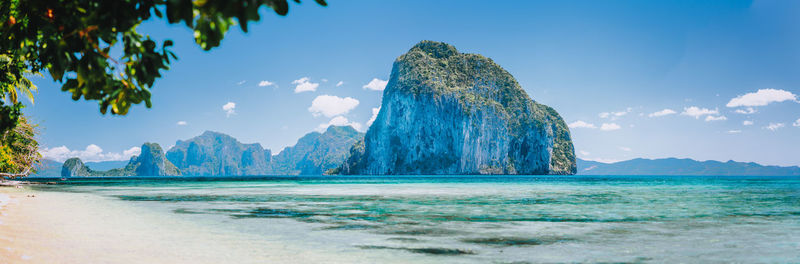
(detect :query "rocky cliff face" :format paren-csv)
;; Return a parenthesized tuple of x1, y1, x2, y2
(61, 158, 90, 177)
(272, 126, 364, 175)
(341, 41, 576, 175)
(165, 131, 272, 176)
(128, 143, 180, 176)
(60, 143, 180, 177)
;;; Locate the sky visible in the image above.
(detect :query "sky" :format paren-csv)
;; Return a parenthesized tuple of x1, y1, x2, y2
(23, 0, 800, 166)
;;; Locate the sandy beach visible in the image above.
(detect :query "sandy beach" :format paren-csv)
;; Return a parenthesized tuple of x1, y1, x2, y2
(0, 185, 381, 264)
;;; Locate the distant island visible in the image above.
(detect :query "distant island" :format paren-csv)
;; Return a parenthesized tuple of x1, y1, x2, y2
(577, 158, 800, 176)
(42, 153, 800, 177)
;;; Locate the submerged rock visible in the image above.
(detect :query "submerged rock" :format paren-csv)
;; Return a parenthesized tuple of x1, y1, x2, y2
(341, 41, 575, 175)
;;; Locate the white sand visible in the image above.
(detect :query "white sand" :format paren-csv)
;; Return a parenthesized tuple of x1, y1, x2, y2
(0, 186, 382, 264)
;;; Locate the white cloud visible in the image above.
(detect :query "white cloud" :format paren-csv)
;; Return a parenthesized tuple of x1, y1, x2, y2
(599, 107, 632, 120)
(40, 145, 141, 163)
(743, 120, 754, 126)
(648, 109, 676, 117)
(123, 147, 142, 157)
(336, 81, 344, 87)
(176, 121, 187, 126)
(726, 88, 798, 107)
(222, 102, 236, 117)
(308, 95, 360, 118)
(618, 146, 632, 152)
(727, 130, 742, 134)
(568, 120, 597, 129)
(579, 150, 590, 156)
(258, 80, 275, 87)
(734, 107, 756, 114)
(600, 123, 621, 131)
(765, 123, 785, 131)
(366, 107, 381, 127)
(681, 106, 718, 119)
(237, 80, 246, 85)
(363, 78, 388, 91)
(704, 115, 727, 122)
(321, 78, 328, 82)
(794, 118, 800, 127)
(316, 116, 364, 132)
(292, 77, 319, 93)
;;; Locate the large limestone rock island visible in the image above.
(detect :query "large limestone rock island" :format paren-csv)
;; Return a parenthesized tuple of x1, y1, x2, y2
(341, 41, 576, 175)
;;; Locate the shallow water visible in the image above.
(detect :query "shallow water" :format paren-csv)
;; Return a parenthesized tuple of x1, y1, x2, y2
(26, 176, 800, 263)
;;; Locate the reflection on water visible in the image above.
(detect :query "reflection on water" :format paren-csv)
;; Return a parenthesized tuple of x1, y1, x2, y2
(28, 176, 800, 263)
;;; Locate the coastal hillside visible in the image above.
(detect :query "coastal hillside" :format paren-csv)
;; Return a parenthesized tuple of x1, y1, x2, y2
(340, 41, 576, 175)
(165, 131, 272, 176)
(577, 158, 800, 176)
(61, 143, 180, 177)
(272, 126, 364, 175)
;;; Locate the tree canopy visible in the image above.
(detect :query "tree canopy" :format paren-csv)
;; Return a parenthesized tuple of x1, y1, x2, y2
(0, 0, 325, 175)
(0, 117, 39, 177)
(1, 0, 325, 127)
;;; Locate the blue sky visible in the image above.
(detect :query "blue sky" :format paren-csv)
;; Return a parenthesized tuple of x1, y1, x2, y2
(24, 0, 800, 166)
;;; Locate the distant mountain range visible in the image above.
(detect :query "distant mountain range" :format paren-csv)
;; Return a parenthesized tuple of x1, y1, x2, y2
(37, 155, 800, 177)
(165, 126, 364, 176)
(577, 158, 800, 176)
(38, 125, 365, 177)
(32, 129, 800, 177)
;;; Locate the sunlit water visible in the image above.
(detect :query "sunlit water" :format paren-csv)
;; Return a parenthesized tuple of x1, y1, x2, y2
(26, 176, 800, 263)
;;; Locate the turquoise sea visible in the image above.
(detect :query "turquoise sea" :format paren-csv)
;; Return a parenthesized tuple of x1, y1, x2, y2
(24, 176, 800, 263)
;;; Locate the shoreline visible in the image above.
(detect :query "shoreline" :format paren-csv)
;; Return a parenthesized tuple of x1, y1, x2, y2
(0, 186, 43, 263)
(0, 186, 383, 264)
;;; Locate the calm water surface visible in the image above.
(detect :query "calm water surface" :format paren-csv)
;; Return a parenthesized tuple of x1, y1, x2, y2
(26, 176, 800, 263)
